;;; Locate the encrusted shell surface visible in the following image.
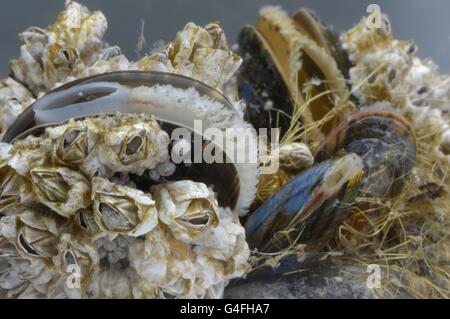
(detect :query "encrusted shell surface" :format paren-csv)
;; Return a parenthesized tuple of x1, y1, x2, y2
(152, 180, 219, 244)
(138, 22, 242, 90)
(30, 166, 91, 218)
(341, 13, 450, 166)
(91, 177, 158, 238)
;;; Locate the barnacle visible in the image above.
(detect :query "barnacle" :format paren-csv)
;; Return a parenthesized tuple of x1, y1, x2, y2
(137, 22, 242, 89)
(91, 177, 158, 238)
(30, 167, 91, 218)
(94, 116, 170, 175)
(152, 181, 219, 243)
(0, 166, 22, 212)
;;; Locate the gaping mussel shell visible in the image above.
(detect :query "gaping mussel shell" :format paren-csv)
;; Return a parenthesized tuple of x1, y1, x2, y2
(237, 6, 350, 142)
(315, 107, 417, 197)
(245, 153, 363, 252)
(291, 8, 352, 79)
(2, 71, 259, 216)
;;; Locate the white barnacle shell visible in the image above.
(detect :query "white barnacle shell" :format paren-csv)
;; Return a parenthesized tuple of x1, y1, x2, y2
(53, 234, 99, 293)
(7, 136, 53, 175)
(13, 209, 61, 261)
(0, 78, 35, 137)
(74, 209, 101, 236)
(129, 227, 196, 298)
(152, 180, 220, 244)
(91, 177, 158, 238)
(278, 142, 314, 171)
(0, 166, 23, 213)
(48, 0, 108, 67)
(45, 119, 100, 170)
(192, 207, 250, 275)
(136, 22, 241, 90)
(8, 0, 108, 95)
(87, 268, 133, 299)
(29, 166, 91, 218)
(170, 22, 242, 89)
(92, 116, 170, 175)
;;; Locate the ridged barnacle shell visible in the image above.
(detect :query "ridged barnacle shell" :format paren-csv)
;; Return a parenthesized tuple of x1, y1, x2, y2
(54, 234, 99, 291)
(137, 22, 241, 90)
(29, 166, 91, 219)
(45, 119, 98, 167)
(9, 0, 108, 95)
(192, 207, 250, 266)
(42, 44, 80, 88)
(0, 78, 35, 137)
(94, 116, 170, 175)
(6, 136, 52, 176)
(152, 180, 219, 244)
(74, 209, 100, 236)
(91, 177, 158, 238)
(0, 166, 22, 213)
(278, 142, 314, 172)
(129, 227, 195, 298)
(14, 210, 61, 262)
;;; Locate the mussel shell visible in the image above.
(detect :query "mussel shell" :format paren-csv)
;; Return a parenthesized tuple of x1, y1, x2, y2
(315, 109, 417, 197)
(237, 8, 350, 140)
(292, 8, 353, 78)
(245, 154, 363, 252)
(237, 25, 294, 137)
(2, 71, 235, 143)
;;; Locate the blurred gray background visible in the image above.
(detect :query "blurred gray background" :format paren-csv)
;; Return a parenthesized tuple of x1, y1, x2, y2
(0, 0, 449, 77)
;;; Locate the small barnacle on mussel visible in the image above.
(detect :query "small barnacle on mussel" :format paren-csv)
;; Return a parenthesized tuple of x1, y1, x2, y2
(315, 106, 417, 197)
(56, 234, 99, 287)
(47, 120, 95, 167)
(237, 6, 351, 142)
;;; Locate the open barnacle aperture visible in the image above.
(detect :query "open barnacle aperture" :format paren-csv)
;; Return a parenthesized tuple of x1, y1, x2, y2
(91, 177, 158, 238)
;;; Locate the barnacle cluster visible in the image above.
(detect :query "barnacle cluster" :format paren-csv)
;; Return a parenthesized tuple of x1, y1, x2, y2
(0, 1, 250, 299)
(0, 114, 249, 298)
